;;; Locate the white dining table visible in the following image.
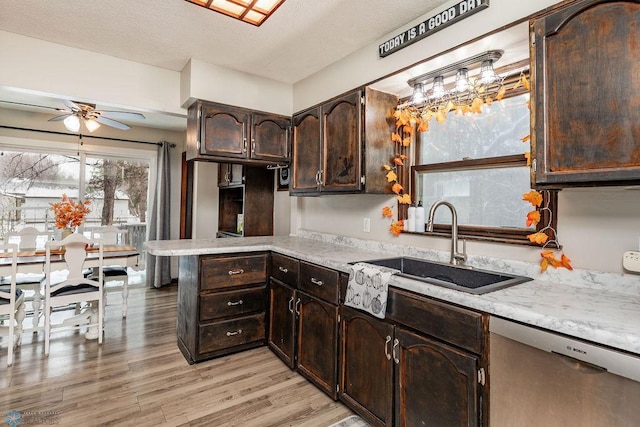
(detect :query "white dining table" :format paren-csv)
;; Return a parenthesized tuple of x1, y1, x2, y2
(0, 246, 140, 336)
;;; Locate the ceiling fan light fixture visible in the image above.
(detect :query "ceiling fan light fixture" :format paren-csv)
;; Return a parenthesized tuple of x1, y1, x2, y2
(63, 115, 80, 133)
(84, 119, 101, 132)
(185, 0, 285, 26)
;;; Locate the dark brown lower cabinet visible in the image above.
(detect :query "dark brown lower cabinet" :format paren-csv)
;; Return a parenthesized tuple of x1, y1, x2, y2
(394, 328, 480, 427)
(340, 304, 484, 427)
(340, 306, 394, 427)
(268, 279, 296, 368)
(297, 291, 339, 399)
(268, 272, 340, 400)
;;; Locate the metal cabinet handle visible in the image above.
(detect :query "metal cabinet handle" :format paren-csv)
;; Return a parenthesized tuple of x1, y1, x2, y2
(278, 266, 288, 273)
(227, 300, 243, 306)
(392, 338, 400, 364)
(288, 296, 294, 314)
(226, 329, 243, 337)
(295, 298, 301, 316)
(318, 169, 324, 186)
(225, 171, 231, 184)
(242, 127, 247, 153)
(228, 269, 244, 275)
(311, 278, 323, 286)
(384, 335, 392, 360)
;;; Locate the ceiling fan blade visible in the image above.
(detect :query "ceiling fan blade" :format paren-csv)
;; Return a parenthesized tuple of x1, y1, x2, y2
(0, 100, 68, 112)
(98, 110, 146, 120)
(63, 99, 83, 111)
(95, 116, 131, 130)
(48, 114, 73, 122)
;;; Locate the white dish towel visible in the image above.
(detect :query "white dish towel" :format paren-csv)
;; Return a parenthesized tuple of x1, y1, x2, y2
(345, 263, 399, 319)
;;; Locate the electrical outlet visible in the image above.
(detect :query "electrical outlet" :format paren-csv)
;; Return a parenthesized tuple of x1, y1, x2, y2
(623, 251, 640, 273)
(363, 217, 371, 233)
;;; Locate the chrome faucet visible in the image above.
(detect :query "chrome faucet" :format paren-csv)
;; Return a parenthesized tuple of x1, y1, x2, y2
(426, 200, 467, 266)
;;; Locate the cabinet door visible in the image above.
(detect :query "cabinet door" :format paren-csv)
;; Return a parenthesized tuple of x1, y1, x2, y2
(217, 163, 244, 187)
(268, 279, 296, 369)
(394, 327, 480, 427)
(251, 113, 290, 163)
(322, 90, 362, 192)
(340, 306, 394, 427)
(291, 107, 322, 193)
(201, 105, 249, 159)
(531, 0, 640, 187)
(297, 291, 339, 399)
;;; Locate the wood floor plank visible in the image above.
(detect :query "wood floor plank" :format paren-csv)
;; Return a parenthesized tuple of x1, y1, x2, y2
(1, 284, 354, 426)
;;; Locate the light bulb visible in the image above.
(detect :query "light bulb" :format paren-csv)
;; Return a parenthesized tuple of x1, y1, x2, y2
(85, 119, 101, 132)
(479, 60, 499, 85)
(411, 82, 426, 104)
(63, 115, 81, 132)
(430, 76, 446, 100)
(454, 68, 470, 93)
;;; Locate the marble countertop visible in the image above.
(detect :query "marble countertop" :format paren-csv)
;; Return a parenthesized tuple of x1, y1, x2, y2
(146, 234, 640, 356)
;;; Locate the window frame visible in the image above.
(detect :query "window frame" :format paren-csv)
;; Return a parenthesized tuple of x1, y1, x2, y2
(402, 75, 558, 246)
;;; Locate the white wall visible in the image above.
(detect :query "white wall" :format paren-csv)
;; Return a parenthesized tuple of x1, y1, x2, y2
(290, 0, 640, 275)
(192, 161, 219, 239)
(182, 59, 293, 115)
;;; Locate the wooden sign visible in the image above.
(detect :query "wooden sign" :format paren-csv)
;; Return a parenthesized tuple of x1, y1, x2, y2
(378, 0, 490, 57)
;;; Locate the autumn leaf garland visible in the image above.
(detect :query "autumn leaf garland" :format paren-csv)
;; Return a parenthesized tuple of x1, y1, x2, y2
(522, 189, 572, 273)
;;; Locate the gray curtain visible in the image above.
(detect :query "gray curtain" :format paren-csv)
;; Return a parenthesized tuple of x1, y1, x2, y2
(146, 141, 172, 288)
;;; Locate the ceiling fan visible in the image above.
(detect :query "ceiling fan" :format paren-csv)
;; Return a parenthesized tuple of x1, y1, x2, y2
(47, 100, 145, 132)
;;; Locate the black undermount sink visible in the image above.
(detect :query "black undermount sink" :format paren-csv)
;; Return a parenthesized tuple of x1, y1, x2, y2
(360, 256, 532, 295)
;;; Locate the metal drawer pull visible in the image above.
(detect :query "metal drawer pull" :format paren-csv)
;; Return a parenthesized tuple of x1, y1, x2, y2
(227, 300, 244, 306)
(228, 269, 244, 275)
(226, 329, 243, 337)
(288, 296, 294, 313)
(384, 335, 392, 360)
(392, 338, 400, 364)
(278, 266, 289, 273)
(311, 278, 323, 286)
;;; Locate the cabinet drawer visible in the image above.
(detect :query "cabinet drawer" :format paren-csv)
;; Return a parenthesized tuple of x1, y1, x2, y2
(200, 253, 267, 291)
(198, 313, 265, 354)
(271, 253, 299, 286)
(387, 287, 487, 355)
(200, 285, 266, 322)
(299, 261, 339, 304)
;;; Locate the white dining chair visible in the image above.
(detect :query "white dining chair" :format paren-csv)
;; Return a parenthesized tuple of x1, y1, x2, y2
(43, 233, 104, 356)
(0, 243, 26, 366)
(2, 227, 52, 331)
(89, 225, 130, 318)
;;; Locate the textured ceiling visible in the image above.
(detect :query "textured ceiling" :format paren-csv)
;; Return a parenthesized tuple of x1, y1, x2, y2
(0, 0, 450, 84)
(0, 0, 453, 131)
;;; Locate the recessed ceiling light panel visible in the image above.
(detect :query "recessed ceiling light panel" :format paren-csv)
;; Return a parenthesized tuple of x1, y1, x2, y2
(185, 0, 285, 26)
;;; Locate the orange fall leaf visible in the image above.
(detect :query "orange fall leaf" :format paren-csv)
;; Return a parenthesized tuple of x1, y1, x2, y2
(397, 193, 412, 204)
(527, 232, 548, 245)
(526, 210, 541, 227)
(521, 135, 531, 143)
(390, 220, 404, 236)
(386, 170, 398, 183)
(382, 206, 393, 218)
(391, 183, 403, 194)
(522, 190, 543, 207)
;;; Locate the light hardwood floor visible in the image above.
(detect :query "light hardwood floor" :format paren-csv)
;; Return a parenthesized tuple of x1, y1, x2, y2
(1, 285, 354, 426)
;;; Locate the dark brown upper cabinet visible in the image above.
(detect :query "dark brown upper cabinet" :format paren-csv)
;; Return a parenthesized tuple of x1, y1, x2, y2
(531, 0, 640, 188)
(187, 100, 291, 165)
(291, 87, 398, 195)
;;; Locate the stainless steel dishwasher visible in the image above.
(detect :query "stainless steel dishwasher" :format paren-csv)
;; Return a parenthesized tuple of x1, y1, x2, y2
(489, 316, 640, 427)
